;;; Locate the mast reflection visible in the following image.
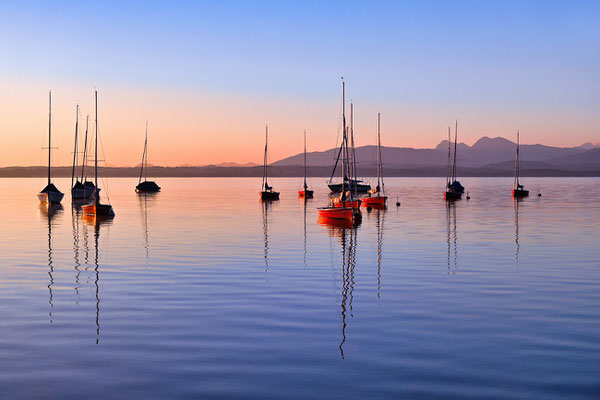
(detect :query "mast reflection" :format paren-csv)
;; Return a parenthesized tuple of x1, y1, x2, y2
(72, 205, 82, 299)
(262, 200, 271, 273)
(83, 214, 113, 344)
(446, 201, 458, 274)
(374, 209, 385, 299)
(40, 203, 64, 324)
(138, 192, 158, 263)
(514, 197, 522, 267)
(320, 218, 359, 359)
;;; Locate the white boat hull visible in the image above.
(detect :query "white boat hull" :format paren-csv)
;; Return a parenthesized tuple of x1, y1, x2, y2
(38, 191, 64, 204)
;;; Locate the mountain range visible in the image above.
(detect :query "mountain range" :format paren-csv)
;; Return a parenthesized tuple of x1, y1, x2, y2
(273, 136, 600, 172)
(1, 137, 598, 177)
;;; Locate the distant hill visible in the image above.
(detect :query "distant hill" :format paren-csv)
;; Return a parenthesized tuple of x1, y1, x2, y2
(1, 137, 598, 177)
(274, 136, 597, 171)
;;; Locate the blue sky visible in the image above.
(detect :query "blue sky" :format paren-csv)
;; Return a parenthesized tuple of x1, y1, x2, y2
(0, 0, 599, 166)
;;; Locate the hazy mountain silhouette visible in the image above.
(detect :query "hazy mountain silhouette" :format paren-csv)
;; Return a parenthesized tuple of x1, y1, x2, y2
(274, 136, 597, 170)
(2, 137, 598, 177)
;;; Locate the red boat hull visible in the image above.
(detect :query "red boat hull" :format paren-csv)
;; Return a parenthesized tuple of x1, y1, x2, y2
(318, 206, 354, 220)
(361, 196, 387, 207)
(318, 216, 355, 230)
(333, 199, 361, 208)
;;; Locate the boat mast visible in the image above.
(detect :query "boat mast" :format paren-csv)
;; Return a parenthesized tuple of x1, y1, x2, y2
(262, 125, 269, 191)
(94, 90, 99, 203)
(138, 121, 148, 185)
(71, 104, 79, 188)
(48, 91, 52, 186)
(341, 80, 347, 201)
(145, 121, 149, 182)
(303, 129, 307, 190)
(515, 131, 520, 187)
(377, 112, 383, 193)
(446, 126, 451, 186)
(350, 103, 357, 198)
(81, 116, 89, 182)
(452, 120, 458, 182)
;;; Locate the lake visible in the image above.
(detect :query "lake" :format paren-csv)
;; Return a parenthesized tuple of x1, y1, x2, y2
(0, 177, 599, 399)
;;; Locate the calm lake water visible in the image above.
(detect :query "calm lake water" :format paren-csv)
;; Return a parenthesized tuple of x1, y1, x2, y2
(0, 177, 599, 399)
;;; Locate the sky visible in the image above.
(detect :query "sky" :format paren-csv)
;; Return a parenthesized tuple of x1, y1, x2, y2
(0, 0, 599, 167)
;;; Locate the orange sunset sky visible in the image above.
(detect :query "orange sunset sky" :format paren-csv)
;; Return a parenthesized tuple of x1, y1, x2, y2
(0, 2, 598, 167)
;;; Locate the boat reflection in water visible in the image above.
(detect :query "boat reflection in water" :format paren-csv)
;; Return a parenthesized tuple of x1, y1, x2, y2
(365, 208, 386, 299)
(82, 213, 113, 344)
(319, 214, 359, 359)
(446, 201, 458, 274)
(514, 197, 523, 267)
(138, 192, 159, 262)
(40, 203, 64, 323)
(261, 200, 274, 274)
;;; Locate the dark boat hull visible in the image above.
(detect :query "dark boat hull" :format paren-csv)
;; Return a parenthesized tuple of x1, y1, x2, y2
(260, 190, 280, 200)
(82, 203, 114, 217)
(512, 188, 529, 197)
(298, 190, 314, 198)
(328, 182, 371, 194)
(136, 181, 161, 193)
(444, 191, 462, 200)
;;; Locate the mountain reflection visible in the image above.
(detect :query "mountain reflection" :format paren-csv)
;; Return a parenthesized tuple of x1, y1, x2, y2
(40, 203, 64, 324)
(446, 201, 458, 274)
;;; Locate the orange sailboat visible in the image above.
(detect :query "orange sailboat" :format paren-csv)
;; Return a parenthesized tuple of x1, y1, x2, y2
(82, 90, 114, 218)
(361, 113, 388, 207)
(318, 80, 361, 222)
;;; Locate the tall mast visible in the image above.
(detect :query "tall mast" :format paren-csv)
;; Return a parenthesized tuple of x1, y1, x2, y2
(341, 79, 346, 201)
(48, 91, 52, 186)
(71, 104, 79, 188)
(377, 112, 382, 192)
(94, 90, 98, 202)
(262, 125, 268, 190)
(446, 126, 451, 186)
(139, 121, 148, 185)
(515, 131, 520, 187)
(452, 120, 458, 182)
(145, 121, 149, 182)
(81, 116, 89, 182)
(350, 103, 357, 198)
(303, 129, 307, 189)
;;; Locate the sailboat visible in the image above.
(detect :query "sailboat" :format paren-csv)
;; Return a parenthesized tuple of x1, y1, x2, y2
(136, 121, 161, 193)
(327, 102, 371, 195)
(318, 80, 361, 222)
(444, 120, 465, 200)
(72, 109, 98, 200)
(332, 102, 362, 209)
(82, 90, 114, 218)
(512, 131, 529, 197)
(260, 125, 280, 200)
(38, 91, 64, 205)
(361, 113, 387, 207)
(298, 129, 313, 198)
